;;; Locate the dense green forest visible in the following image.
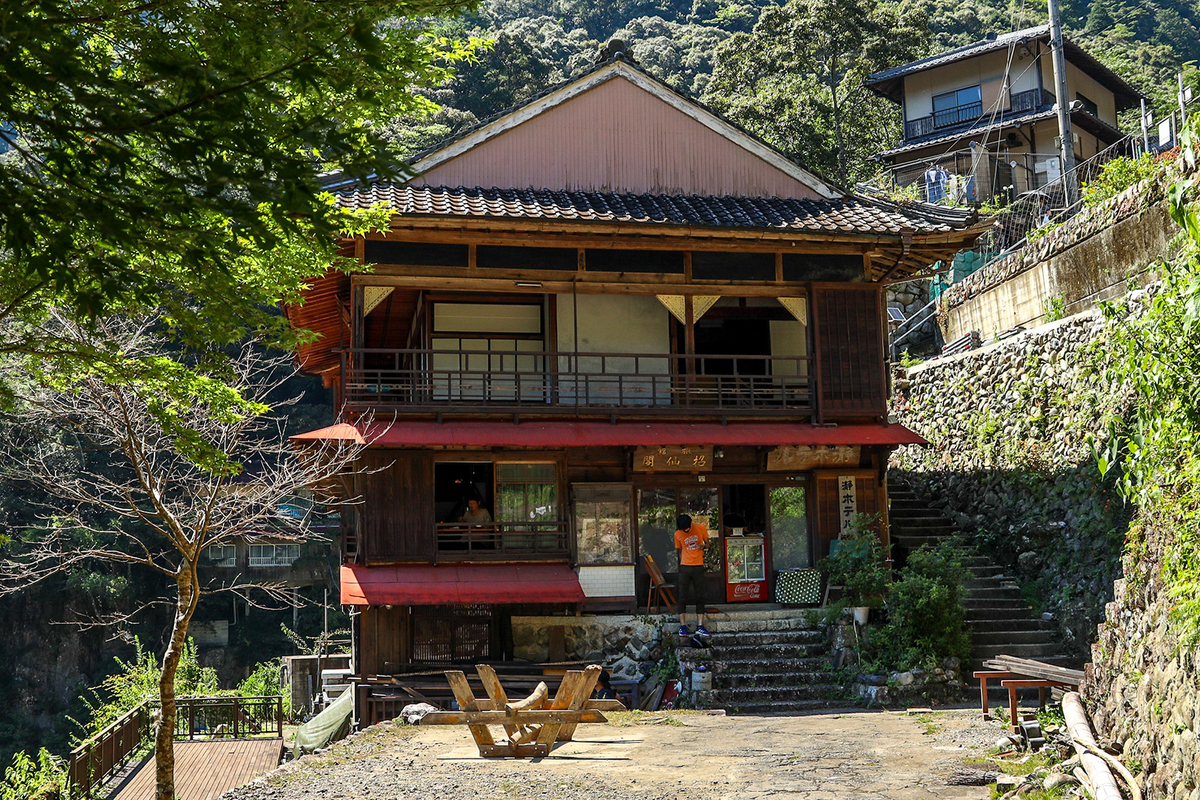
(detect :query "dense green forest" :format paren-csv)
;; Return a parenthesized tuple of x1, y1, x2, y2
(392, 0, 1200, 182)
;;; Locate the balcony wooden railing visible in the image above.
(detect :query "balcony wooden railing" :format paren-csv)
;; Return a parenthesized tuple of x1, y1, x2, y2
(67, 696, 284, 798)
(435, 521, 570, 560)
(340, 348, 812, 417)
(68, 702, 149, 798)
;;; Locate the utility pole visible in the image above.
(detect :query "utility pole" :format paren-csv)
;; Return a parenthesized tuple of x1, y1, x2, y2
(1140, 99, 1150, 155)
(1047, 0, 1078, 205)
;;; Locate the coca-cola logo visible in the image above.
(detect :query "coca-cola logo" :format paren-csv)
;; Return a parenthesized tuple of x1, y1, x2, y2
(733, 583, 762, 598)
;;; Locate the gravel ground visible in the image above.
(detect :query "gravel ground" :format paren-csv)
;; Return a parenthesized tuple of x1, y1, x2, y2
(228, 707, 1007, 800)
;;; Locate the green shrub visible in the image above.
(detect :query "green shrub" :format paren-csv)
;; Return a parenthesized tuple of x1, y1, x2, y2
(238, 660, 291, 718)
(866, 540, 972, 672)
(818, 514, 889, 606)
(1082, 154, 1161, 208)
(0, 749, 64, 800)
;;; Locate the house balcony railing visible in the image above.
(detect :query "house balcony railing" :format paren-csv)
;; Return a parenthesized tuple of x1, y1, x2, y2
(435, 521, 570, 560)
(340, 348, 812, 417)
(1010, 87, 1055, 114)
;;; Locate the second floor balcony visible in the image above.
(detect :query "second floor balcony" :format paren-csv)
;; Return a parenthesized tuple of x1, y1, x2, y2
(340, 347, 812, 418)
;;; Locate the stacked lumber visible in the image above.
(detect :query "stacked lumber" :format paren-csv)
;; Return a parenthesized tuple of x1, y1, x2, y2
(982, 656, 1084, 686)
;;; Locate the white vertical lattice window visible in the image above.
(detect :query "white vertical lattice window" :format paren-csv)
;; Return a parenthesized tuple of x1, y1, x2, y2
(203, 544, 237, 567)
(249, 544, 301, 567)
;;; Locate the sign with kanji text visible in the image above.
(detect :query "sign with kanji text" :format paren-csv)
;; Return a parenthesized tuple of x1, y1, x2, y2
(837, 475, 858, 534)
(633, 445, 714, 472)
(766, 445, 860, 471)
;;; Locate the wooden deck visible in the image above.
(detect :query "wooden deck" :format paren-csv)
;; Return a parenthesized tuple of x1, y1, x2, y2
(106, 739, 283, 800)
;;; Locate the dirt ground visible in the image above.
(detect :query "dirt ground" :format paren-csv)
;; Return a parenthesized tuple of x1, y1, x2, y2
(232, 706, 1009, 800)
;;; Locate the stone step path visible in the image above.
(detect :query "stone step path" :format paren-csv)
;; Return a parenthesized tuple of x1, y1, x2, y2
(685, 613, 844, 714)
(888, 480, 1078, 688)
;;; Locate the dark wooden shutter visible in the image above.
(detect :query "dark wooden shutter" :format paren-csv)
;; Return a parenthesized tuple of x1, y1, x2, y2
(813, 286, 886, 419)
(360, 450, 434, 562)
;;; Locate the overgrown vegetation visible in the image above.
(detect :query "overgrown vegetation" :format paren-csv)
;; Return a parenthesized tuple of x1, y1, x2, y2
(1082, 153, 1165, 207)
(0, 749, 64, 800)
(1096, 120, 1200, 641)
(865, 540, 973, 671)
(818, 514, 890, 606)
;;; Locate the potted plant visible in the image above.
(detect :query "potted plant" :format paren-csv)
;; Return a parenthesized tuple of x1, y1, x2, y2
(818, 514, 890, 624)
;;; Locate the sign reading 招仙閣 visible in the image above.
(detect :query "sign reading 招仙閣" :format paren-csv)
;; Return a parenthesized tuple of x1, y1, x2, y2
(633, 445, 714, 472)
(838, 475, 858, 534)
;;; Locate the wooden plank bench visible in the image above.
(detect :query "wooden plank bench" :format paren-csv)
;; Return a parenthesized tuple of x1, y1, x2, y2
(420, 664, 623, 758)
(975, 656, 1085, 732)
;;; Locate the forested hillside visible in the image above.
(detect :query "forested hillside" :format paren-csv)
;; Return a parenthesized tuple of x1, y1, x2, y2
(395, 0, 1200, 182)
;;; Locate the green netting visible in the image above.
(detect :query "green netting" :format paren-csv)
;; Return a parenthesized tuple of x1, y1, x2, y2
(292, 687, 353, 756)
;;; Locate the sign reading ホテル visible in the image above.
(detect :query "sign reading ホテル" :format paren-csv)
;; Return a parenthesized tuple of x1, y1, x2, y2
(633, 445, 714, 472)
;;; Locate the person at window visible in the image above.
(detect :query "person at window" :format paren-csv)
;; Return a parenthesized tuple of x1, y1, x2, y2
(459, 497, 493, 525)
(674, 514, 711, 639)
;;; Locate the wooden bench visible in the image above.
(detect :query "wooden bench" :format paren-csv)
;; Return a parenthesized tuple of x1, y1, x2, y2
(974, 656, 1085, 733)
(421, 664, 623, 757)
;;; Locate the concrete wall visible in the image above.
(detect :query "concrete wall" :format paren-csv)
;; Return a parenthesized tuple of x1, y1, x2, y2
(941, 187, 1175, 342)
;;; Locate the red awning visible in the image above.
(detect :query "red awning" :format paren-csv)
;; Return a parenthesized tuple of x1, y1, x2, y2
(340, 563, 586, 606)
(294, 420, 926, 448)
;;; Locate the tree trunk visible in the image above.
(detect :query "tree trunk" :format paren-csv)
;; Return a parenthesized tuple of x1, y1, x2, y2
(155, 563, 200, 800)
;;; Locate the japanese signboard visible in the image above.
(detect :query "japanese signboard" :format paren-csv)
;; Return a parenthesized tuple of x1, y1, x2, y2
(837, 475, 858, 534)
(766, 445, 861, 471)
(633, 445, 714, 472)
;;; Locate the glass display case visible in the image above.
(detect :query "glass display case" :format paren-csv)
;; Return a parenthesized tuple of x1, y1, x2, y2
(725, 536, 767, 602)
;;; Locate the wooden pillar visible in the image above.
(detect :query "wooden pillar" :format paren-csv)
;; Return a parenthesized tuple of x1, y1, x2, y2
(684, 293, 695, 405)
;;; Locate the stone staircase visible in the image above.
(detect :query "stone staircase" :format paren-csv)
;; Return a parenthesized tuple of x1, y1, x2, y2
(888, 481, 1076, 675)
(688, 610, 846, 714)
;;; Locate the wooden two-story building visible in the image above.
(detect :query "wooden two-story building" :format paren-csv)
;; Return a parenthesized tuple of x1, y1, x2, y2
(867, 26, 1143, 203)
(286, 52, 983, 676)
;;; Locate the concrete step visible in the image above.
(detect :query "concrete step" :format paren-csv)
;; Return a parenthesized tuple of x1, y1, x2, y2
(716, 657, 832, 674)
(969, 618, 1053, 632)
(968, 565, 1009, 578)
(966, 586, 1027, 599)
(972, 642, 1064, 659)
(971, 629, 1057, 646)
(705, 643, 831, 661)
(700, 630, 826, 647)
(700, 618, 821, 634)
(892, 535, 953, 550)
(966, 599, 1033, 611)
(964, 577, 1020, 590)
(716, 671, 841, 689)
(701, 684, 848, 704)
(891, 520, 957, 532)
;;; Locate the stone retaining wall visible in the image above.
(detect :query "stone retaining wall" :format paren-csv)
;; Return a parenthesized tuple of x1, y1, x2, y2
(890, 309, 1131, 658)
(939, 183, 1174, 342)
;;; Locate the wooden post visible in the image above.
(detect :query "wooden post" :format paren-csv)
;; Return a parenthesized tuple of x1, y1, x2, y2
(188, 700, 195, 740)
(445, 670, 495, 749)
(234, 697, 240, 739)
(277, 697, 284, 738)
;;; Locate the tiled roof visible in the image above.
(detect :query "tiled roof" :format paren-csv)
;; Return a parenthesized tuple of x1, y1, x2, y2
(865, 27, 1144, 109)
(334, 184, 977, 235)
(878, 108, 1125, 159)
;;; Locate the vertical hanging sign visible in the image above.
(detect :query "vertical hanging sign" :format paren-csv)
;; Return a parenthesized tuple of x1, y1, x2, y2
(838, 475, 858, 534)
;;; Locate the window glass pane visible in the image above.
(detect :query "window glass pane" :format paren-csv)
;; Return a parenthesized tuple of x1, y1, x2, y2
(433, 303, 542, 334)
(770, 486, 810, 570)
(497, 463, 556, 483)
(638, 489, 678, 573)
(574, 485, 632, 564)
(933, 91, 956, 111)
(959, 85, 982, 105)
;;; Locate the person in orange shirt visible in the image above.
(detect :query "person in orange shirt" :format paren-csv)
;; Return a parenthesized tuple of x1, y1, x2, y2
(674, 514, 711, 638)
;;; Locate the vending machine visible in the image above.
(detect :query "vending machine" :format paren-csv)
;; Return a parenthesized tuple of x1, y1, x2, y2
(724, 534, 767, 602)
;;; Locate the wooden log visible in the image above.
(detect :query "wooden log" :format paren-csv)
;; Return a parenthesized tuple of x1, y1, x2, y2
(506, 682, 549, 713)
(445, 671, 494, 749)
(472, 698, 625, 712)
(513, 725, 542, 745)
(422, 709, 607, 726)
(1062, 692, 1123, 800)
(556, 665, 602, 743)
(1073, 737, 1143, 800)
(475, 665, 519, 739)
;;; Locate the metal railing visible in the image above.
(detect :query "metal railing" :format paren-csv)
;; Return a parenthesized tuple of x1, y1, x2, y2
(341, 348, 812, 416)
(68, 702, 149, 798)
(434, 521, 570, 559)
(67, 696, 285, 798)
(1011, 87, 1055, 114)
(933, 101, 984, 129)
(903, 89, 1054, 141)
(175, 695, 284, 740)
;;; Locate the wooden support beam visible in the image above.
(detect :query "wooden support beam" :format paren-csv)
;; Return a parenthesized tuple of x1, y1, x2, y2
(422, 709, 607, 726)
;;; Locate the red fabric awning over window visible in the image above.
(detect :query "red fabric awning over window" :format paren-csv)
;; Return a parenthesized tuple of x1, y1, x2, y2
(340, 563, 586, 606)
(294, 420, 926, 448)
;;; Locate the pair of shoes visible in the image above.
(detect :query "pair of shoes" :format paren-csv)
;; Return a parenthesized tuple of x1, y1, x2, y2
(677, 625, 690, 637)
(695, 625, 712, 638)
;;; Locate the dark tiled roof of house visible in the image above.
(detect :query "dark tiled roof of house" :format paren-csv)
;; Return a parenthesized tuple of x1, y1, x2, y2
(866, 26, 1144, 109)
(878, 108, 1126, 159)
(334, 184, 976, 235)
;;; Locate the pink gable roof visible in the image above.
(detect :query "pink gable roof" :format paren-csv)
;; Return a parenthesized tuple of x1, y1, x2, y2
(413, 62, 838, 200)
